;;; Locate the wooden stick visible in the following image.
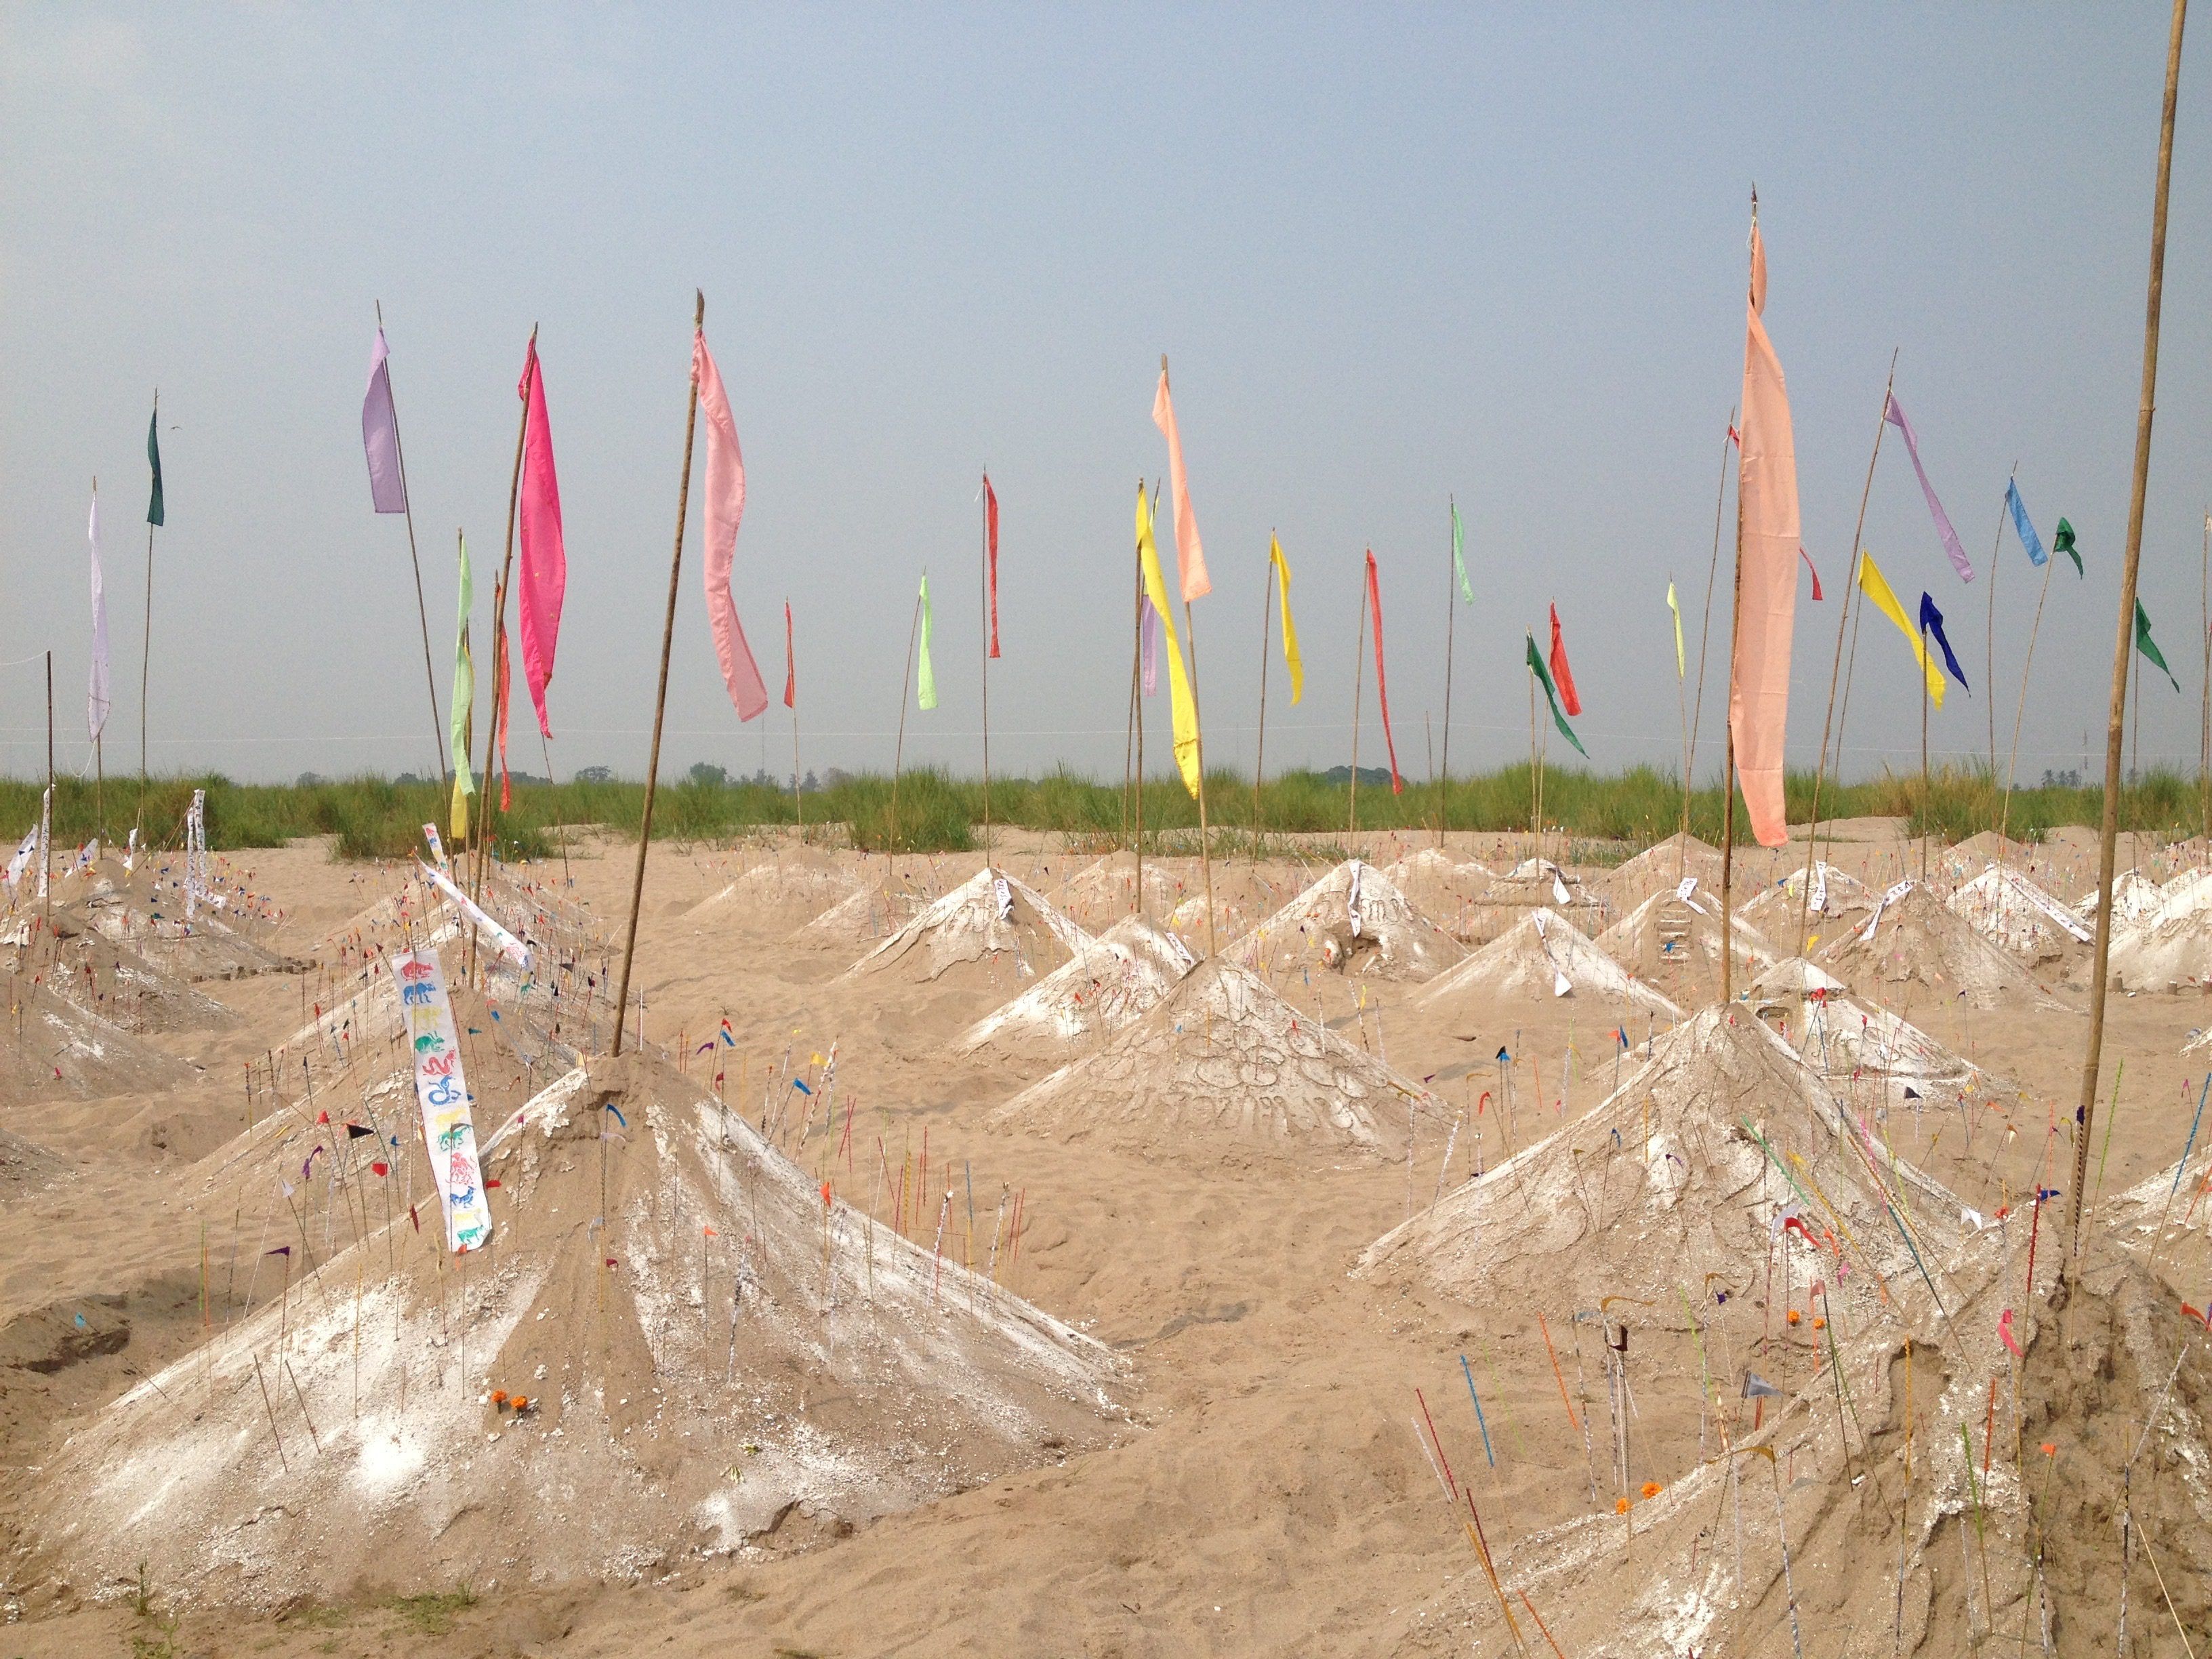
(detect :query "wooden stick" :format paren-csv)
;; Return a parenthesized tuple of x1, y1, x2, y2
(1441, 497, 1459, 851)
(376, 301, 452, 790)
(1254, 532, 1274, 854)
(612, 291, 707, 1059)
(979, 470, 992, 866)
(1687, 407, 1737, 809)
(790, 599, 804, 842)
(1349, 564, 1368, 838)
(138, 390, 156, 836)
(1985, 468, 2014, 779)
(1719, 199, 1753, 1006)
(2200, 508, 2209, 846)
(2001, 544, 2060, 846)
(889, 588, 922, 863)
(1160, 359, 1217, 957)
(2073, 0, 2187, 1261)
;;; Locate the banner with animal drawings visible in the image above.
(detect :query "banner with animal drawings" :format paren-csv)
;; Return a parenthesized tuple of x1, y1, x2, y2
(398, 947, 493, 1253)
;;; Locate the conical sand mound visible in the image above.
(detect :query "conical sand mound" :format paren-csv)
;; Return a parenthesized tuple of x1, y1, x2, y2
(1944, 865, 2090, 962)
(19, 1049, 1127, 1607)
(2076, 866, 2173, 927)
(4, 902, 236, 1034)
(1747, 958, 1996, 1111)
(1601, 832, 1725, 905)
(1376, 847, 1494, 938)
(1816, 880, 2064, 1010)
(992, 957, 1436, 1162)
(960, 914, 1194, 1056)
(1596, 887, 1774, 1006)
(688, 856, 858, 924)
(1224, 859, 1465, 983)
(1738, 860, 1875, 950)
(1414, 907, 1680, 1018)
(0, 1123, 68, 1198)
(0, 971, 199, 1099)
(2109, 869, 2212, 991)
(794, 880, 924, 948)
(1055, 855, 1190, 930)
(847, 867, 1090, 987)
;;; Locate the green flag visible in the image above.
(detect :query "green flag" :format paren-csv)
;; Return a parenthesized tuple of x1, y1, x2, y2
(2135, 598, 2182, 693)
(916, 573, 937, 710)
(2053, 517, 2081, 577)
(1450, 497, 1473, 604)
(145, 402, 165, 527)
(1525, 632, 1588, 758)
(449, 537, 476, 838)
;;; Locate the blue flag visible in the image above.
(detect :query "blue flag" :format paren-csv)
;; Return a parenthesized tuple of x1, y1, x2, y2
(1919, 592, 1971, 692)
(2005, 478, 2046, 567)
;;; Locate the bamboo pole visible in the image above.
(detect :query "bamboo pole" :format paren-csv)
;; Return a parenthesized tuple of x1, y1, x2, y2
(1127, 534, 1143, 901)
(1159, 359, 1217, 958)
(612, 291, 708, 1060)
(137, 388, 156, 836)
(44, 651, 54, 927)
(1349, 565, 1368, 838)
(1719, 199, 1753, 1007)
(2200, 509, 2209, 848)
(1919, 615, 1931, 882)
(1687, 409, 1738, 804)
(979, 470, 992, 868)
(1254, 533, 1274, 854)
(2001, 544, 2060, 847)
(2072, 0, 2186, 1263)
(1985, 467, 2016, 780)
(376, 302, 451, 791)
(1441, 497, 1459, 851)
(790, 601, 804, 840)
(889, 588, 922, 863)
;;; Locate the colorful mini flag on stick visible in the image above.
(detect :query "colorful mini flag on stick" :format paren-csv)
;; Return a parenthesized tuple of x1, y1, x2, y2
(2005, 478, 2047, 567)
(693, 328, 769, 722)
(2135, 598, 2182, 692)
(1856, 552, 1945, 708)
(1269, 534, 1303, 703)
(1919, 592, 1970, 691)
(984, 472, 1001, 659)
(1547, 604, 1582, 716)
(1525, 633, 1588, 758)
(361, 328, 406, 513)
(516, 335, 568, 739)
(1151, 367, 1210, 601)
(1136, 485, 1202, 796)
(1366, 550, 1403, 794)
(916, 573, 937, 710)
(1883, 393, 1972, 581)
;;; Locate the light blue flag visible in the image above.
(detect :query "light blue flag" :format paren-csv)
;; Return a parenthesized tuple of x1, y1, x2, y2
(2005, 478, 2047, 568)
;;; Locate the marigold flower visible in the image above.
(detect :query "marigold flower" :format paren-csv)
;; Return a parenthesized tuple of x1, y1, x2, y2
(1615, 1496, 1631, 1513)
(1640, 1481, 1662, 1499)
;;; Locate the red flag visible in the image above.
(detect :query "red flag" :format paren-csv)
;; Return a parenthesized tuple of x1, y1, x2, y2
(1547, 604, 1582, 716)
(1727, 423, 1741, 447)
(984, 472, 1000, 659)
(783, 599, 796, 710)
(1365, 550, 1403, 794)
(1800, 546, 1823, 601)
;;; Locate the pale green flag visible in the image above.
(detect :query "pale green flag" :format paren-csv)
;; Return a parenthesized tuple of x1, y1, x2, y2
(449, 535, 476, 838)
(916, 573, 937, 710)
(1450, 498, 1473, 604)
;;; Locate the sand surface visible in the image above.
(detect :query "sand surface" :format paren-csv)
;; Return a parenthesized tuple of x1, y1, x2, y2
(2, 823, 2208, 1655)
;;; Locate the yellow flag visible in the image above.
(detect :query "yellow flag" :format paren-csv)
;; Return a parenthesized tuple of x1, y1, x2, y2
(1137, 485, 1202, 796)
(1856, 550, 1945, 708)
(1666, 579, 1685, 679)
(1269, 534, 1304, 705)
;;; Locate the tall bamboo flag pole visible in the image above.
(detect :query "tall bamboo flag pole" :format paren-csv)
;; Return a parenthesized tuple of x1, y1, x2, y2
(1687, 407, 1738, 813)
(375, 302, 451, 791)
(1254, 531, 1275, 853)
(1349, 562, 1368, 838)
(888, 587, 923, 866)
(44, 651, 54, 927)
(613, 291, 707, 1061)
(2000, 522, 2063, 848)
(1127, 531, 1143, 900)
(2073, 0, 2186, 1265)
(1160, 358, 1218, 958)
(1919, 610, 1931, 881)
(1984, 468, 2018, 779)
(2200, 509, 2210, 848)
(788, 601, 803, 839)
(979, 470, 993, 867)
(1795, 356, 1897, 949)
(1718, 197, 1755, 1009)
(138, 389, 161, 835)
(1440, 497, 1460, 851)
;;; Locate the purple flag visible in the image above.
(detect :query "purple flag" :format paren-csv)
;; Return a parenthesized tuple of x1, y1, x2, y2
(362, 327, 406, 514)
(1883, 394, 1973, 583)
(1141, 590, 1161, 695)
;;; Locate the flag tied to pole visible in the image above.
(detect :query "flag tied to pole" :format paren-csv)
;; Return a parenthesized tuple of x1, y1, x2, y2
(2135, 598, 2182, 693)
(87, 494, 110, 741)
(1135, 485, 1201, 796)
(694, 329, 769, 722)
(1525, 632, 1588, 758)
(1365, 550, 1403, 794)
(1732, 214, 1800, 848)
(516, 335, 567, 739)
(1856, 552, 1945, 708)
(1269, 533, 1303, 704)
(449, 537, 476, 838)
(1666, 580, 1685, 679)
(1450, 499, 1473, 605)
(361, 327, 406, 513)
(2053, 517, 2082, 577)
(1547, 604, 1582, 716)
(1140, 590, 1160, 696)
(1883, 393, 1973, 582)
(916, 573, 937, 710)
(783, 599, 796, 710)
(145, 401, 164, 527)
(984, 472, 1001, 659)
(2005, 478, 2046, 568)
(1918, 592, 1970, 691)
(1800, 547, 1822, 600)
(1151, 368, 1210, 602)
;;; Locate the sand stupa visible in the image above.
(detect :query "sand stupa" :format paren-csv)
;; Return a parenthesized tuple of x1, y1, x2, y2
(1815, 880, 2063, 1010)
(1746, 957, 1998, 1115)
(1595, 885, 1774, 1005)
(1376, 846, 1494, 938)
(0, 972, 199, 1099)
(19, 1048, 1127, 1607)
(1944, 865, 2091, 962)
(2108, 869, 2212, 991)
(2076, 866, 2182, 927)
(991, 956, 1437, 1162)
(1414, 907, 1680, 1019)
(3, 901, 236, 1034)
(1737, 859, 1875, 947)
(1054, 853, 1189, 929)
(959, 913, 1194, 1056)
(1600, 830, 1725, 906)
(846, 867, 1090, 987)
(1224, 859, 1465, 983)
(688, 854, 859, 925)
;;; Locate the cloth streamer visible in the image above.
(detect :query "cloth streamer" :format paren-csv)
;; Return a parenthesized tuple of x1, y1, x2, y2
(1141, 591, 1160, 696)
(1731, 218, 1801, 848)
(1136, 485, 1201, 796)
(1800, 546, 1823, 600)
(1547, 603, 1582, 716)
(783, 600, 796, 709)
(1269, 534, 1303, 703)
(1883, 393, 1973, 582)
(1856, 552, 1945, 708)
(917, 573, 937, 710)
(515, 337, 567, 738)
(1918, 592, 1970, 691)
(693, 329, 769, 721)
(449, 536, 476, 839)
(395, 947, 493, 1252)
(2053, 518, 2083, 577)
(2135, 599, 2182, 693)
(361, 327, 406, 513)
(1666, 579, 1685, 678)
(1525, 632, 1588, 758)
(1366, 550, 1403, 793)
(1450, 500, 1474, 604)
(416, 860, 532, 972)
(87, 495, 109, 741)
(145, 403, 163, 527)
(1151, 369, 1210, 601)
(2005, 478, 2047, 567)
(985, 472, 1000, 659)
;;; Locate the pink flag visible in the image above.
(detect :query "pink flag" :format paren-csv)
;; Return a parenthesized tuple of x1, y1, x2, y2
(1366, 550, 1403, 794)
(515, 337, 567, 739)
(694, 329, 768, 722)
(1151, 369, 1210, 602)
(1731, 218, 1799, 849)
(362, 328, 405, 514)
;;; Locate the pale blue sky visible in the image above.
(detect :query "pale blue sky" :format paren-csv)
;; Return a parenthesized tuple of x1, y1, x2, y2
(4, 5, 2209, 788)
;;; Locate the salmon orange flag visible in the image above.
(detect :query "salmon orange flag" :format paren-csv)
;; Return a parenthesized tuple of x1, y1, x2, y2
(1151, 367, 1210, 602)
(1731, 209, 1801, 848)
(516, 335, 567, 739)
(1136, 485, 1202, 796)
(693, 329, 769, 722)
(1366, 551, 1403, 794)
(1547, 604, 1582, 716)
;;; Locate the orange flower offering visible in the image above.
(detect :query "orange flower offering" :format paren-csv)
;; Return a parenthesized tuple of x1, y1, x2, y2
(1614, 1497, 1631, 1513)
(1786, 1309, 1801, 1326)
(1640, 1481, 1662, 1499)
(513, 1395, 531, 1414)
(1813, 1317, 1826, 1330)
(491, 1390, 509, 1408)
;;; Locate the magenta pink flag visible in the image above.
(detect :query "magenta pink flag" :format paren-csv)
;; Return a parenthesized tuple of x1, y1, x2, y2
(1151, 369, 1210, 602)
(1731, 220, 1799, 849)
(515, 336, 567, 739)
(694, 329, 768, 722)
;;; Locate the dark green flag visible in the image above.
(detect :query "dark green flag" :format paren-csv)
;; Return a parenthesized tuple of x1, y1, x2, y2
(145, 402, 164, 527)
(1525, 632, 1589, 758)
(2135, 598, 2181, 693)
(2053, 516, 2080, 577)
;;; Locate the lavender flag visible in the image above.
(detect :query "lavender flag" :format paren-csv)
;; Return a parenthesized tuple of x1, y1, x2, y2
(1883, 394, 1973, 582)
(362, 327, 406, 514)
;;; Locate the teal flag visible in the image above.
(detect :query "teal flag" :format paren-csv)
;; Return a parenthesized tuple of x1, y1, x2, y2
(1525, 632, 1587, 758)
(916, 573, 937, 710)
(146, 403, 165, 527)
(2053, 517, 2082, 577)
(2135, 598, 2182, 693)
(1450, 498, 1473, 604)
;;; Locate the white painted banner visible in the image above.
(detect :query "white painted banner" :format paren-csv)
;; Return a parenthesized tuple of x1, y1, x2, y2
(397, 947, 493, 1253)
(417, 859, 533, 972)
